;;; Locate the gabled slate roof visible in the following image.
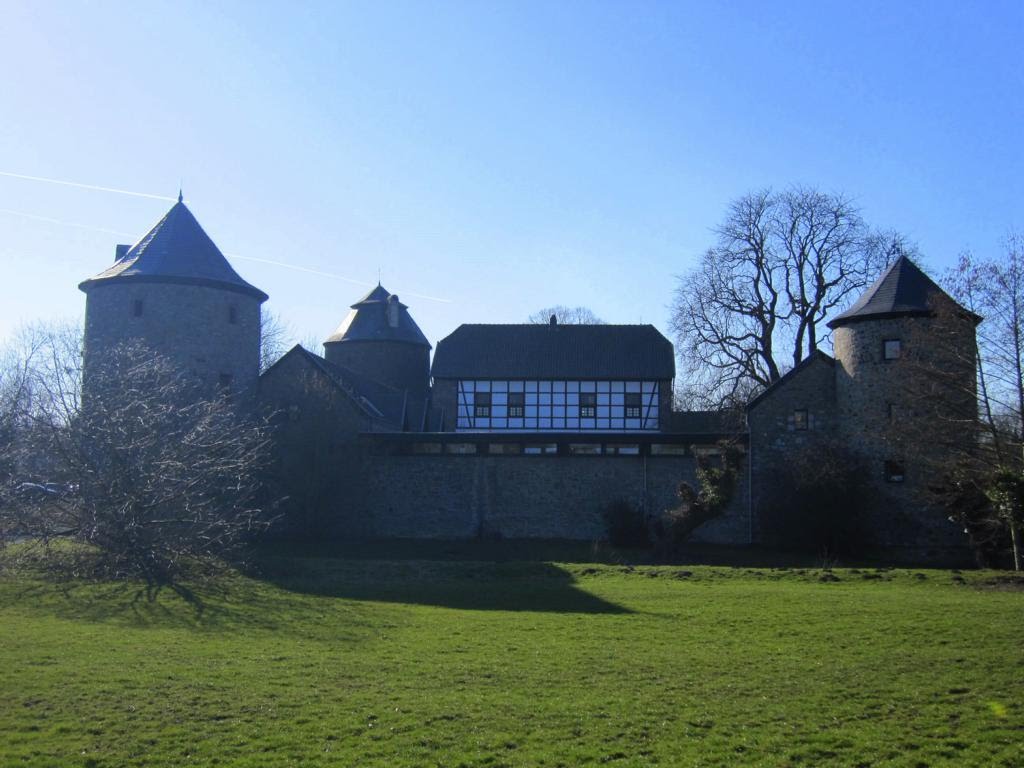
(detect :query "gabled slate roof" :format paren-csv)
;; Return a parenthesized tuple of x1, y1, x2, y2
(431, 324, 675, 380)
(324, 284, 430, 347)
(263, 345, 440, 431)
(828, 256, 975, 328)
(745, 350, 836, 410)
(79, 197, 268, 301)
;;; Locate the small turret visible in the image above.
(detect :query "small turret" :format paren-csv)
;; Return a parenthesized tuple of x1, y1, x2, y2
(323, 284, 431, 396)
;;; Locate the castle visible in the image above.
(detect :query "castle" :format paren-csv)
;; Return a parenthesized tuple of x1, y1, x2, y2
(79, 198, 980, 559)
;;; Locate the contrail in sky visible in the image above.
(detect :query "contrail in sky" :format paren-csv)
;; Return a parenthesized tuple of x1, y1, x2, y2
(0, 170, 178, 201)
(0, 207, 452, 304)
(224, 253, 452, 304)
(0, 208, 136, 238)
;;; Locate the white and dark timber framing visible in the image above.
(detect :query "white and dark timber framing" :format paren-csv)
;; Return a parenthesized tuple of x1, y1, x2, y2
(78, 198, 980, 559)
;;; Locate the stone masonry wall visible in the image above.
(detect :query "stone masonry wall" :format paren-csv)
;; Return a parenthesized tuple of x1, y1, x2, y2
(84, 281, 261, 393)
(325, 340, 431, 398)
(833, 313, 976, 552)
(746, 355, 837, 543)
(344, 449, 750, 544)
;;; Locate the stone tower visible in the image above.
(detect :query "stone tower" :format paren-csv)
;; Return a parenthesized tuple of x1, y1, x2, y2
(323, 284, 431, 397)
(79, 194, 268, 396)
(828, 256, 979, 548)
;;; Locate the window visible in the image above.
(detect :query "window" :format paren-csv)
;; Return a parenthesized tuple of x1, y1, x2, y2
(793, 409, 808, 430)
(488, 443, 522, 455)
(569, 443, 602, 455)
(884, 460, 905, 483)
(132, 299, 143, 317)
(888, 403, 900, 422)
(218, 373, 233, 390)
(411, 442, 442, 454)
(507, 392, 525, 418)
(624, 392, 642, 418)
(228, 305, 238, 324)
(883, 339, 901, 360)
(474, 392, 491, 418)
(651, 443, 688, 456)
(606, 444, 640, 455)
(580, 392, 597, 418)
(524, 443, 558, 455)
(445, 443, 477, 454)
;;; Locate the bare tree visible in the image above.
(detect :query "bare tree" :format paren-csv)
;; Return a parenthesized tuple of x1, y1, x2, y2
(528, 306, 605, 325)
(941, 238, 1024, 568)
(672, 187, 899, 406)
(1, 328, 277, 584)
(260, 310, 294, 373)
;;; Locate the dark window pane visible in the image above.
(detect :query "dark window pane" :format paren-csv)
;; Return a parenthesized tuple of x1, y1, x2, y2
(625, 392, 642, 418)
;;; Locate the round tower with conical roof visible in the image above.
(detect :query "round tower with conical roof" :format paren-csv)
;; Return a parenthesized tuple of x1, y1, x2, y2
(79, 196, 268, 396)
(829, 256, 979, 546)
(323, 285, 431, 396)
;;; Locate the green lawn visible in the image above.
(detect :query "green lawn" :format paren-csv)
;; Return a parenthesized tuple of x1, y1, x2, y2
(1, 548, 1022, 767)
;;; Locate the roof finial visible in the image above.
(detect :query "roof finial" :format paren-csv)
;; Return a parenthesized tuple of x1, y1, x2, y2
(177, 188, 183, 204)
(377, 267, 381, 286)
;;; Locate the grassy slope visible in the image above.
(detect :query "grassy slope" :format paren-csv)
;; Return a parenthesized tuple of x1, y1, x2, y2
(0, 556, 1022, 767)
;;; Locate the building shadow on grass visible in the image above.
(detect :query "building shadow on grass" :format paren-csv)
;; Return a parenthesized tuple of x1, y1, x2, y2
(250, 555, 631, 614)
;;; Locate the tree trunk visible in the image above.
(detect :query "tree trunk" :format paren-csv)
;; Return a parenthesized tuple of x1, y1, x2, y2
(1010, 521, 1022, 571)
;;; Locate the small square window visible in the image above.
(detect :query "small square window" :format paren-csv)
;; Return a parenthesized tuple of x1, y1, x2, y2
(474, 392, 491, 418)
(883, 339, 901, 360)
(507, 392, 524, 418)
(884, 460, 905, 483)
(132, 299, 143, 317)
(580, 392, 597, 418)
(624, 392, 642, 419)
(793, 409, 808, 431)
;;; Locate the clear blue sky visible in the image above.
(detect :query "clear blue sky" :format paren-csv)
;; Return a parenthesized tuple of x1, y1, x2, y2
(1, 0, 1021, 351)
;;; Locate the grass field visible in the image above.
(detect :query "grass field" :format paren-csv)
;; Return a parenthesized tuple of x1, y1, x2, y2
(1, 545, 1022, 767)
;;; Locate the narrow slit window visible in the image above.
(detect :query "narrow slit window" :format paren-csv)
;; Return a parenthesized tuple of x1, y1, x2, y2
(884, 460, 905, 483)
(228, 305, 238, 324)
(132, 299, 143, 317)
(793, 409, 808, 430)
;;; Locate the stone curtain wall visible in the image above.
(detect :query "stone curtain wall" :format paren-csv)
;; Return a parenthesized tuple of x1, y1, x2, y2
(346, 449, 750, 544)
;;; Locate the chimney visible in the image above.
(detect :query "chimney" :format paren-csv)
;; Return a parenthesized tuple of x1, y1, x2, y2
(115, 244, 131, 261)
(549, 314, 558, 326)
(387, 294, 400, 328)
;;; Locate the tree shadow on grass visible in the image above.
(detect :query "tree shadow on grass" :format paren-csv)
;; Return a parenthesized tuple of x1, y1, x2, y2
(251, 555, 631, 614)
(6, 577, 312, 635)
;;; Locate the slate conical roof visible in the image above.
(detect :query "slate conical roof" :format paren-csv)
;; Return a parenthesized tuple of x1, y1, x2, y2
(828, 256, 975, 328)
(78, 197, 268, 301)
(324, 284, 431, 347)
